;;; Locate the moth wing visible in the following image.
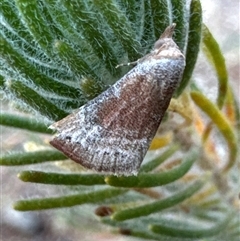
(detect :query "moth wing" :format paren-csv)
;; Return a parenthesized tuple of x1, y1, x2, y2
(50, 81, 149, 175)
(50, 56, 185, 176)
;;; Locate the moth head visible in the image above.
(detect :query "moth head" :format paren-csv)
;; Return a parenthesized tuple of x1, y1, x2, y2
(153, 23, 177, 50)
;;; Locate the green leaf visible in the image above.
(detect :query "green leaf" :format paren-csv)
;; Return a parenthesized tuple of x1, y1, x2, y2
(0, 150, 66, 166)
(140, 0, 154, 49)
(0, 0, 39, 53)
(171, 0, 187, 50)
(61, 0, 120, 75)
(0, 36, 80, 100)
(0, 75, 4, 87)
(15, 0, 54, 56)
(175, 0, 202, 96)
(139, 144, 179, 173)
(191, 91, 237, 172)
(19, 171, 106, 185)
(6, 80, 68, 120)
(149, 0, 170, 41)
(105, 148, 197, 187)
(112, 177, 206, 221)
(92, 0, 141, 61)
(202, 24, 228, 108)
(150, 211, 232, 238)
(53, 40, 102, 83)
(14, 188, 126, 211)
(0, 113, 52, 134)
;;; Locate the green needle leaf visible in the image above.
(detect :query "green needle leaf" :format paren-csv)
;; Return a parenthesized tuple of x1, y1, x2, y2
(1, 0, 38, 49)
(191, 91, 237, 172)
(19, 171, 106, 185)
(140, 144, 179, 173)
(105, 148, 197, 187)
(7, 80, 68, 120)
(14, 188, 126, 211)
(61, 0, 120, 75)
(0, 113, 52, 134)
(150, 0, 170, 41)
(171, 0, 187, 50)
(93, 0, 141, 61)
(15, 0, 54, 56)
(175, 0, 202, 96)
(53, 40, 101, 82)
(202, 24, 228, 108)
(0, 150, 67, 166)
(150, 211, 232, 238)
(0, 36, 80, 100)
(112, 177, 206, 221)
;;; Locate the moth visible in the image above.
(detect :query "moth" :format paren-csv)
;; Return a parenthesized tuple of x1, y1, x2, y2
(50, 23, 185, 176)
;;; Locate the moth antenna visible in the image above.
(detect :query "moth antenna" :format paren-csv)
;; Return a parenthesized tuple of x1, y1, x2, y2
(115, 60, 138, 69)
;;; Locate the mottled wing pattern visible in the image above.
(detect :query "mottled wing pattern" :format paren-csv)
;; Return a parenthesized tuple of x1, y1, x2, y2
(50, 24, 185, 176)
(50, 59, 184, 175)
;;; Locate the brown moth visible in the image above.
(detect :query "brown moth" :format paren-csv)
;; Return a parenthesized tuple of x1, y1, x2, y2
(50, 24, 185, 176)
